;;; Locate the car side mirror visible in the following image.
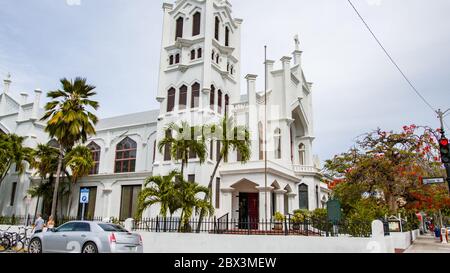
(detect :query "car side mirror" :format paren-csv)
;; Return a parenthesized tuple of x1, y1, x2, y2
(51, 228, 57, 232)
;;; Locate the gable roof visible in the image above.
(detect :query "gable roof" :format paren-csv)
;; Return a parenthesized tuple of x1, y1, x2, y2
(96, 110, 159, 131)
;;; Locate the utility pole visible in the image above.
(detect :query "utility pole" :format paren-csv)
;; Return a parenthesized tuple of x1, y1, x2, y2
(264, 46, 268, 221)
(437, 108, 450, 193)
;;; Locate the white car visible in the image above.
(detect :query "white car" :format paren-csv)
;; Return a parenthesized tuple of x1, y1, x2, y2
(28, 221, 143, 253)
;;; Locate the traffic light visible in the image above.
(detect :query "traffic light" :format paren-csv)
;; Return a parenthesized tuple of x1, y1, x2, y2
(439, 137, 450, 164)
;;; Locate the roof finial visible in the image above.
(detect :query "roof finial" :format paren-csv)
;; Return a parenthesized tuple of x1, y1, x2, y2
(3, 72, 11, 94)
(294, 34, 300, 51)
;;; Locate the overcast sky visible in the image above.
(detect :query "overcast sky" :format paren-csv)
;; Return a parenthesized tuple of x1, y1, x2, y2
(0, 0, 449, 164)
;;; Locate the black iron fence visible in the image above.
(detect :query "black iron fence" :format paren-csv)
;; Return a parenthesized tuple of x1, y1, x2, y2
(0, 214, 414, 238)
(133, 215, 375, 237)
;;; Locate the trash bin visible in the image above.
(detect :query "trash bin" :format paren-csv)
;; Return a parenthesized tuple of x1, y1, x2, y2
(435, 227, 441, 240)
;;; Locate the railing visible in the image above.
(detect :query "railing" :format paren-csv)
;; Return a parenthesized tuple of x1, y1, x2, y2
(216, 213, 229, 234)
(133, 216, 374, 238)
(292, 165, 320, 173)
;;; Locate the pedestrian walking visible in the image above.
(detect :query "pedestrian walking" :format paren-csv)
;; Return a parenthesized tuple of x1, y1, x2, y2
(46, 215, 55, 232)
(33, 214, 45, 234)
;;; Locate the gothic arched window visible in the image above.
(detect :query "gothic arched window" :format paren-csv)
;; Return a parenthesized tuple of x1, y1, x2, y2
(210, 85, 215, 111)
(175, 17, 184, 40)
(299, 184, 309, 210)
(298, 143, 306, 165)
(215, 53, 219, 64)
(225, 26, 230, 46)
(215, 17, 220, 40)
(169, 55, 174, 65)
(191, 82, 200, 108)
(192, 12, 201, 36)
(190, 49, 196, 60)
(167, 87, 175, 112)
(290, 128, 294, 162)
(197, 48, 202, 58)
(179, 85, 187, 110)
(315, 185, 320, 209)
(175, 53, 180, 64)
(211, 50, 215, 61)
(114, 137, 137, 173)
(87, 142, 101, 175)
(217, 89, 222, 114)
(48, 139, 59, 148)
(274, 128, 281, 159)
(224, 94, 229, 117)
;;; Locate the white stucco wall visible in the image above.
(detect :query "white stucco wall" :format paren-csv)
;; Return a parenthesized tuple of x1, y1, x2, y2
(136, 232, 388, 253)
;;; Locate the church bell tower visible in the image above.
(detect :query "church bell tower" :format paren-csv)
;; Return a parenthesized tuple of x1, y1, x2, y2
(153, 0, 242, 175)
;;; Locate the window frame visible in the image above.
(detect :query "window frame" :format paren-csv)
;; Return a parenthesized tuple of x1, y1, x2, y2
(175, 17, 184, 40)
(192, 12, 201, 36)
(298, 184, 309, 210)
(214, 17, 220, 41)
(217, 89, 222, 114)
(179, 85, 188, 110)
(114, 137, 137, 174)
(87, 142, 101, 175)
(167, 87, 176, 112)
(119, 185, 142, 221)
(191, 82, 200, 109)
(274, 128, 281, 159)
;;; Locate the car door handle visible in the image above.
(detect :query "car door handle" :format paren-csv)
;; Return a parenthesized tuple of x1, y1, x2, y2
(62, 235, 67, 237)
(81, 235, 86, 238)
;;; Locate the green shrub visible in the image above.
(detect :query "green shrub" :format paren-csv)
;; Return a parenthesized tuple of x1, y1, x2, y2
(292, 209, 311, 219)
(274, 212, 285, 222)
(342, 199, 387, 237)
(311, 208, 332, 232)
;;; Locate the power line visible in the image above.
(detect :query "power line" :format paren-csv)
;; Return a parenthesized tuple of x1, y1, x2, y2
(346, 0, 437, 114)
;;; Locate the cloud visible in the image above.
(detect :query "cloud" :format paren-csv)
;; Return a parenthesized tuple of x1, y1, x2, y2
(1, 0, 449, 163)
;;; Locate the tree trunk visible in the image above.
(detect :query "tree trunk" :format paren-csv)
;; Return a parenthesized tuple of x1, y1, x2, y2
(0, 161, 13, 189)
(181, 159, 185, 178)
(196, 153, 223, 233)
(66, 185, 73, 218)
(50, 145, 64, 219)
(34, 196, 40, 220)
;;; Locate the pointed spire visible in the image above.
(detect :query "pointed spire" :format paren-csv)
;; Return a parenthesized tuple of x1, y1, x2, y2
(294, 34, 300, 51)
(3, 73, 11, 94)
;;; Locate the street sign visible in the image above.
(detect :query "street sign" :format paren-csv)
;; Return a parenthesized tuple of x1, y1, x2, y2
(327, 199, 342, 222)
(80, 188, 90, 204)
(422, 177, 446, 185)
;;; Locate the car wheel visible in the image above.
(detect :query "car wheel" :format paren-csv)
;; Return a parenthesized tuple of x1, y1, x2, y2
(82, 242, 98, 254)
(28, 238, 42, 254)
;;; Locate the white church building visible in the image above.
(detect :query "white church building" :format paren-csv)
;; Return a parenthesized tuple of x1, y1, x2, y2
(0, 0, 330, 222)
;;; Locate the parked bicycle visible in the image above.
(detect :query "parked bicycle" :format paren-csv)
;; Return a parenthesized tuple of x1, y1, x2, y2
(0, 226, 12, 252)
(0, 226, 32, 253)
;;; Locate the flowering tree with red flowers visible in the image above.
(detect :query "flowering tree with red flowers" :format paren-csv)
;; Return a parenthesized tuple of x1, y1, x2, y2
(324, 125, 447, 214)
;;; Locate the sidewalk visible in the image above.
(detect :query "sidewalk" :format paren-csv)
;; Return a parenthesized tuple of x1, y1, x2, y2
(404, 233, 450, 253)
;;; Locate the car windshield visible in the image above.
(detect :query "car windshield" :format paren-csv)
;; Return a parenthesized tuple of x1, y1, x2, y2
(98, 223, 128, 232)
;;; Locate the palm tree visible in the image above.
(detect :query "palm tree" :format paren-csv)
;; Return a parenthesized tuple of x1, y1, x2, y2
(157, 121, 207, 177)
(0, 134, 33, 188)
(175, 177, 214, 232)
(28, 144, 59, 217)
(41, 77, 99, 219)
(64, 145, 95, 216)
(196, 116, 251, 232)
(135, 171, 180, 220)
